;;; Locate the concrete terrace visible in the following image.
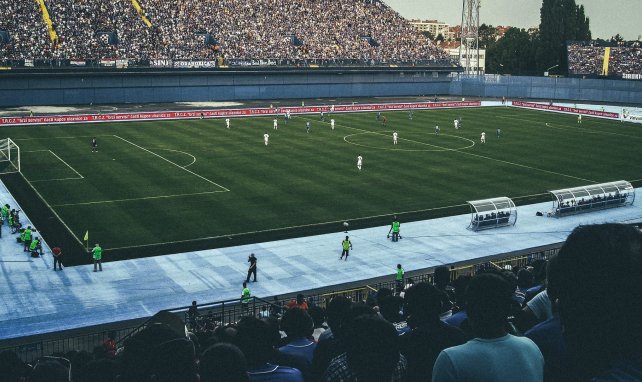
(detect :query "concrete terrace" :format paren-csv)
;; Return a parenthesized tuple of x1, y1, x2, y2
(1, 178, 642, 340)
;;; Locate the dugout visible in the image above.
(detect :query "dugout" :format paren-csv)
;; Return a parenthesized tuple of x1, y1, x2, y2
(467, 197, 517, 231)
(549, 180, 635, 217)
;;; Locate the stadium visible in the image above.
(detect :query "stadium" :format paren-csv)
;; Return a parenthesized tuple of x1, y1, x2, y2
(0, 0, 641, 381)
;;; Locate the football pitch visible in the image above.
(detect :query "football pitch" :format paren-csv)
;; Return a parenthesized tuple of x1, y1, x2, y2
(4, 106, 642, 253)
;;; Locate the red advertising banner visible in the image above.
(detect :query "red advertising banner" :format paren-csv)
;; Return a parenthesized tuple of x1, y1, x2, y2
(0, 101, 481, 127)
(511, 101, 619, 119)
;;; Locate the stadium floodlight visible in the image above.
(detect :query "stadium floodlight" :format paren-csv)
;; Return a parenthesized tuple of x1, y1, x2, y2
(459, 0, 481, 75)
(0, 138, 20, 174)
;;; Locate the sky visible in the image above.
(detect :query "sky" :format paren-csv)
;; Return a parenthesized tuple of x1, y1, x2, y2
(385, 0, 642, 41)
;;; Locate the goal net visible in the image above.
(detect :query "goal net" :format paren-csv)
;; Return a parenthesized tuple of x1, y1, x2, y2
(0, 138, 20, 174)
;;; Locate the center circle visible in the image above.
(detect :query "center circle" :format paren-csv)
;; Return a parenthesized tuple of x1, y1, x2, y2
(343, 130, 475, 152)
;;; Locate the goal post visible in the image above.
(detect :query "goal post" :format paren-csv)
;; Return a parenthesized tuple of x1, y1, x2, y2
(0, 138, 20, 174)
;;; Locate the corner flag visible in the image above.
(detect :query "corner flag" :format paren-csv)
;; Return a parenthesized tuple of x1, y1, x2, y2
(83, 231, 88, 241)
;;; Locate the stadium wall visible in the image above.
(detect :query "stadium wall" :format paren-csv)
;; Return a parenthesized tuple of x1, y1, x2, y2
(451, 75, 642, 104)
(0, 69, 452, 107)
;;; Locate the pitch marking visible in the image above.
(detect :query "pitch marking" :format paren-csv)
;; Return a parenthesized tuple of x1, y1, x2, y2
(343, 131, 475, 152)
(14, 135, 113, 141)
(52, 191, 220, 207)
(302, 116, 595, 183)
(114, 135, 229, 192)
(23, 150, 84, 182)
(152, 148, 197, 168)
(102, 190, 559, 251)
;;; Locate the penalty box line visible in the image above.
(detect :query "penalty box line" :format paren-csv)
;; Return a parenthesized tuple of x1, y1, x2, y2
(299, 116, 595, 184)
(113, 135, 230, 192)
(23, 149, 84, 182)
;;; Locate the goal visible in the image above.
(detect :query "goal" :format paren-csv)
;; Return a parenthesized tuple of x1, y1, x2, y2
(0, 138, 20, 174)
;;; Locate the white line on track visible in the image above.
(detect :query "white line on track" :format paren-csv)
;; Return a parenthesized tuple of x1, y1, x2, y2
(113, 135, 229, 191)
(52, 191, 220, 207)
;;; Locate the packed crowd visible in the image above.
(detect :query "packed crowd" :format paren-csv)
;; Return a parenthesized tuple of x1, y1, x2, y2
(567, 42, 604, 76)
(608, 42, 642, 77)
(0, 0, 53, 60)
(568, 41, 642, 77)
(2, 223, 640, 382)
(0, 0, 448, 63)
(44, 0, 160, 60)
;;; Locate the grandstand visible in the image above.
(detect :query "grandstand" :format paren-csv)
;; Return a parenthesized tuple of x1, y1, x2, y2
(0, 0, 450, 67)
(568, 40, 642, 79)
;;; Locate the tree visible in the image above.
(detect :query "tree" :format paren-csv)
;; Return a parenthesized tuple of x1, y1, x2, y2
(610, 34, 624, 43)
(421, 31, 435, 40)
(478, 24, 497, 49)
(487, 28, 537, 75)
(536, 0, 591, 73)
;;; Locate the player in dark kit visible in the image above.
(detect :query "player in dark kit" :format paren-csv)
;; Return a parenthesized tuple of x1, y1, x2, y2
(92, 137, 98, 152)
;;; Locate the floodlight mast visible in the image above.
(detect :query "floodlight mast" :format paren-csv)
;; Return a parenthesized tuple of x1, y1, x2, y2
(459, 0, 481, 75)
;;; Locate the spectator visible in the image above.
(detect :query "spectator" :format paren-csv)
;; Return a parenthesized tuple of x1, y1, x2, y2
(312, 303, 372, 381)
(377, 295, 408, 334)
(317, 295, 351, 343)
(260, 316, 311, 380)
(525, 254, 569, 382)
(555, 224, 642, 380)
(279, 308, 317, 366)
(119, 323, 181, 382)
(74, 358, 120, 382)
(400, 282, 466, 382)
(200, 343, 250, 382)
(286, 293, 309, 311)
(148, 337, 199, 382)
(307, 305, 328, 341)
(433, 266, 454, 320)
(234, 316, 304, 382)
(0, 350, 30, 382)
(325, 314, 408, 382)
(432, 272, 544, 382)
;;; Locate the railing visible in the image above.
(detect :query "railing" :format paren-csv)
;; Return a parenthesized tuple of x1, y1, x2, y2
(0, 246, 560, 362)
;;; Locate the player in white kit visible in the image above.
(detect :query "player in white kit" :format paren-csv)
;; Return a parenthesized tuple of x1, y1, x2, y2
(454, 119, 459, 129)
(225, 118, 230, 129)
(264, 133, 269, 146)
(273, 119, 278, 130)
(577, 114, 582, 124)
(330, 119, 335, 130)
(393, 131, 398, 145)
(481, 131, 486, 143)
(357, 155, 363, 171)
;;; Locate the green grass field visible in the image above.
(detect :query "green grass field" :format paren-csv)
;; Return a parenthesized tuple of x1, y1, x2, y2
(3, 106, 642, 251)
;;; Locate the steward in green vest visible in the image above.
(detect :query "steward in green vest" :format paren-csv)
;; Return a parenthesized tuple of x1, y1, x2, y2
(388, 216, 401, 242)
(340, 236, 353, 261)
(23, 226, 33, 252)
(92, 244, 103, 272)
(241, 282, 251, 311)
(396, 264, 405, 293)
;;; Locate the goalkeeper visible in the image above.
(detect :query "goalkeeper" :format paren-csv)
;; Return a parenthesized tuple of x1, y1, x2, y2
(387, 216, 401, 242)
